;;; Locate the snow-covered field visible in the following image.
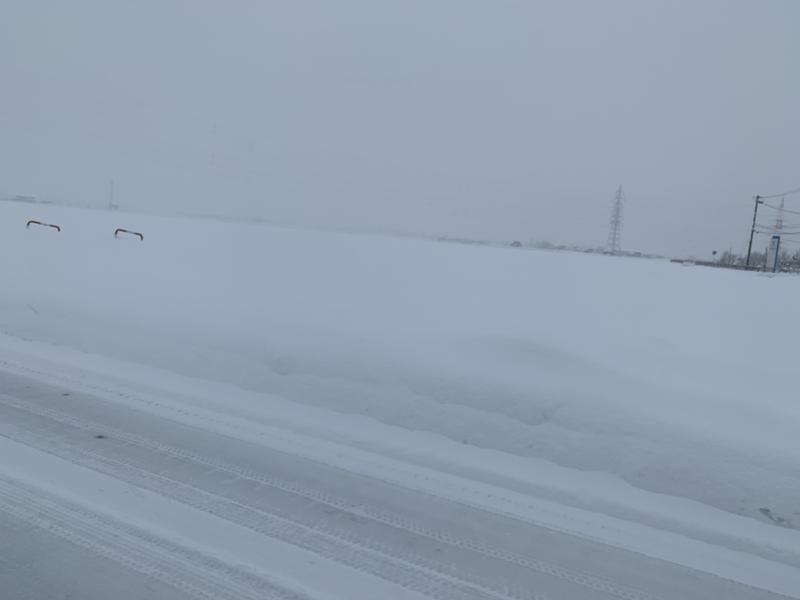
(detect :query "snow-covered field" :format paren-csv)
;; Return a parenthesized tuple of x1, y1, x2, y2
(1, 201, 799, 599)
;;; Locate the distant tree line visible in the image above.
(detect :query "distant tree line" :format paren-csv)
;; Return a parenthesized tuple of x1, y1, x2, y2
(717, 247, 800, 272)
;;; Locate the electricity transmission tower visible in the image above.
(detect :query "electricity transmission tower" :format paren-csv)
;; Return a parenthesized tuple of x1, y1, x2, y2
(606, 185, 625, 254)
(775, 197, 785, 231)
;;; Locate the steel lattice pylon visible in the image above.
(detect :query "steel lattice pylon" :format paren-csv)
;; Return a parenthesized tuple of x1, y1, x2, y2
(607, 185, 624, 254)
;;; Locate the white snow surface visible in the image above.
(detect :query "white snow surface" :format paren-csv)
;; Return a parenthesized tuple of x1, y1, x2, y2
(2, 202, 800, 597)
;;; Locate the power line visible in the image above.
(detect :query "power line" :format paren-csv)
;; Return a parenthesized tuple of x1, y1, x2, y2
(755, 225, 800, 234)
(758, 226, 800, 232)
(756, 221, 800, 230)
(758, 220, 800, 229)
(761, 202, 800, 216)
(758, 186, 800, 200)
(749, 191, 800, 266)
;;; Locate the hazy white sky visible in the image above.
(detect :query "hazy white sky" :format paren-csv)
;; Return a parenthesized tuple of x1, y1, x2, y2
(2, 0, 798, 256)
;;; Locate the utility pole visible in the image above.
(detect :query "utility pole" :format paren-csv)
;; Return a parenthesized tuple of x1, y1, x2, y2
(606, 185, 624, 254)
(746, 195, 763, 267)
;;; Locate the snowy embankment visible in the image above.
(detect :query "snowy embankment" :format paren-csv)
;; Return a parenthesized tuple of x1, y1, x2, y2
(2, 202, 800, 588)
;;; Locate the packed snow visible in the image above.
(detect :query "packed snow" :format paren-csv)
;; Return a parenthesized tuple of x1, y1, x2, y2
(1, 201, 799, 598)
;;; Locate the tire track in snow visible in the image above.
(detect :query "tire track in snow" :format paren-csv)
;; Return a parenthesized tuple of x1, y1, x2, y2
(0, 359, 644, 556)
(0, 475, 313, 600)
(0, 388, 653, 600)
(0, 397, 539, 600)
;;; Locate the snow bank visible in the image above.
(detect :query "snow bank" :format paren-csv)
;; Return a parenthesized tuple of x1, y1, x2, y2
(2, 202, 799, 534)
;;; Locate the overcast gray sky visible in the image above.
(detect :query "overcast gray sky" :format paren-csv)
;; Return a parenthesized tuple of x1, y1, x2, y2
(1, 0, 798, 256)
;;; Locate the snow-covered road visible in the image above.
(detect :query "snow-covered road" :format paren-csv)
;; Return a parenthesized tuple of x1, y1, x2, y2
(0, 361, 795, 600)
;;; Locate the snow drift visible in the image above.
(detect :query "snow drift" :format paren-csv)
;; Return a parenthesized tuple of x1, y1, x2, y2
(2, 201, 799, 544)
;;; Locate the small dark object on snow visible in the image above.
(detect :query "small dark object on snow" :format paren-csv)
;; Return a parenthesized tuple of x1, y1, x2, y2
(114, 228, 144, 241)
(759, 507, 794, 528)
(26, 220, 61, 232)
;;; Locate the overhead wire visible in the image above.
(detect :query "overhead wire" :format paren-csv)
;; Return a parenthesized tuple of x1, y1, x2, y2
(758, 186, 800, 200)
(758, 225, 800, 231)
(755, 222, 800, 232)
(755, 230, 800, 236)
(760, 202, 800, 216)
